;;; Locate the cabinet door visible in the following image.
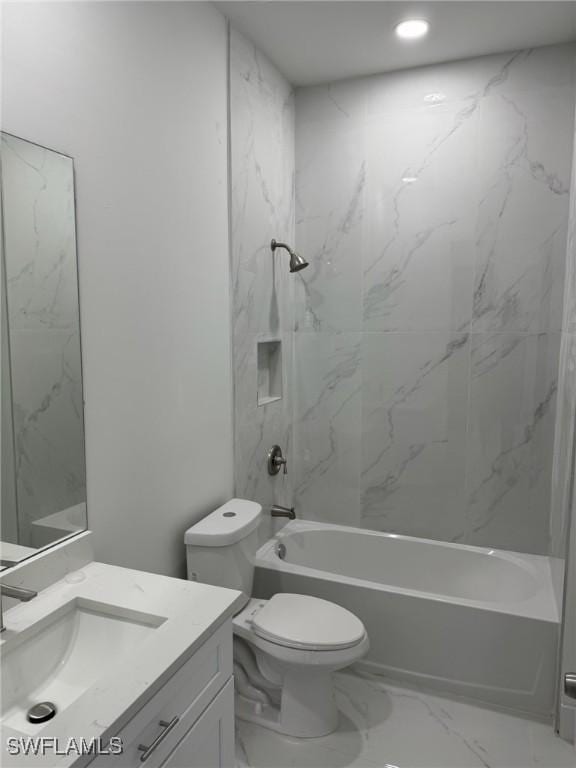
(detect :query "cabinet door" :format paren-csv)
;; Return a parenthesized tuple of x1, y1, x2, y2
(160, 679, 234, 768)
(89, 622, 233, 768)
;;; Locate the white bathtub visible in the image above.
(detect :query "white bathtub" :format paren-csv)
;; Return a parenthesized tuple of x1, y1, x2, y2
(254, 520, 562, 718)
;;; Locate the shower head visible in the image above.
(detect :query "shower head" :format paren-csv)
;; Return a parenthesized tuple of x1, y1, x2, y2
(288, 250, 309, 273)
(270, 239, 309, 273)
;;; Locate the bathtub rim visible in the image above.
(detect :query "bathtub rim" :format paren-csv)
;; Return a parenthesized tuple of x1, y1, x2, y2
(256, 520, 561, 624)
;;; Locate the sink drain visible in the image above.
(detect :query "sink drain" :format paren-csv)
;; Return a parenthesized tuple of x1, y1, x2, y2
(27, 702, 57, 724)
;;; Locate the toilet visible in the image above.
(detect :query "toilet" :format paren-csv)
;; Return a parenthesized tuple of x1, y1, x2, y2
(184, 499, 369, 738)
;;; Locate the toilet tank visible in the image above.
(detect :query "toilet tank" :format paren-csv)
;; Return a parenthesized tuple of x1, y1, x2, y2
(184, 499, 262, 606)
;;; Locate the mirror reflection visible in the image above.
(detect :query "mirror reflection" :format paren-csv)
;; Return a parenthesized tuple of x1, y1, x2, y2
(1, 133, 87, 568)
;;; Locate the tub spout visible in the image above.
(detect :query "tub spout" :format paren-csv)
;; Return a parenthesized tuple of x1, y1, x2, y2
(270, 505, 296, 520)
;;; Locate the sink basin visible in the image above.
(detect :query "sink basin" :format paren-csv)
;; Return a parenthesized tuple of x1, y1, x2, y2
(1, 598, 165, 734)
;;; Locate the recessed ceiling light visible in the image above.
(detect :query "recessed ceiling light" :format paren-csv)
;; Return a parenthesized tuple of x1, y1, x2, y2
(395, 18, 430, 40)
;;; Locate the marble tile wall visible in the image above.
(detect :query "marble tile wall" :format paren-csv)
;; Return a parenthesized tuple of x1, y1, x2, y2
(229, 28, 295, 540)
(550, 107, 576, 564)
(1, 134, 86, 546)
(294, 44, 576, 554)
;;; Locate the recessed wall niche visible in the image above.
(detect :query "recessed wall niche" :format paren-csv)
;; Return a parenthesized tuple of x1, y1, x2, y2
(257, 340, 283, 406)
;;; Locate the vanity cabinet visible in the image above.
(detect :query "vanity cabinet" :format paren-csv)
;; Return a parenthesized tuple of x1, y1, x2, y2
(89, 621, 234, 768)
(160, 679, 233, 768)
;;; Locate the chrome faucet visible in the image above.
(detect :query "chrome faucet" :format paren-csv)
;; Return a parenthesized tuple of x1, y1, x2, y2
(270, 505, 296, 520)
(0, 584, 37, 633)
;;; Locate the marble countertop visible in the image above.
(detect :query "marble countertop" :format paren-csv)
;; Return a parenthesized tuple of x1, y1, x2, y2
(0, 560, 243, 766)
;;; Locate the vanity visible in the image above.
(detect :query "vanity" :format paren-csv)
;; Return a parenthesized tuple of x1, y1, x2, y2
(1, 534, 243, 767)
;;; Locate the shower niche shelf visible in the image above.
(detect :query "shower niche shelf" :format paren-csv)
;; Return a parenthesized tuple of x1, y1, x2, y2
(257, 340, 282, 406)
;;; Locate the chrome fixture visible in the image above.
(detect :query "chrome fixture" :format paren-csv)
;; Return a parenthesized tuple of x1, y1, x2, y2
(275, 541, 287, 560)
(0, 583, 37, 632)
(565, 673, 576, 700)
(27, 702, 57, 724)
(271, 505, 296, 520)
(270, 239, 309, 273)
(268, 445, 288, 475)
(138, 717, 180, 762)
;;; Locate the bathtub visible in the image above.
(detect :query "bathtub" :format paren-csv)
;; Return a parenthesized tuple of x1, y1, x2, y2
(254, 520, 562, 718)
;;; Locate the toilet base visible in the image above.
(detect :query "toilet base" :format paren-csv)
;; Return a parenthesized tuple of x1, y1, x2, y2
(235, 666, 339, 738)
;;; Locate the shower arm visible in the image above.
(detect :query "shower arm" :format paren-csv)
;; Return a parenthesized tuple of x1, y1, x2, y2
(270, 239, 290, 253)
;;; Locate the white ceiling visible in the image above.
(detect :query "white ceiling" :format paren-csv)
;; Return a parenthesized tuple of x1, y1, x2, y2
(216, 1, 576, 86)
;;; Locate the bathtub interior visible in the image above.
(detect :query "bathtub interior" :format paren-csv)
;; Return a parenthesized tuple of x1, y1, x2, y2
(257, 520, 562, 622)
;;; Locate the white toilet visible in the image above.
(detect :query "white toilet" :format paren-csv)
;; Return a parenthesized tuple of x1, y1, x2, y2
(184, 499, 369, 738)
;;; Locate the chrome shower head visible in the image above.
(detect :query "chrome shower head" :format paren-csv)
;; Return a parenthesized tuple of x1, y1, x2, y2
(270, 239, 309, 273)
(288, 250, 309, 273)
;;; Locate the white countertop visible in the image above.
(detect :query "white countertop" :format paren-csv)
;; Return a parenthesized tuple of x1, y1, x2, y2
(0, 560, 243, 766)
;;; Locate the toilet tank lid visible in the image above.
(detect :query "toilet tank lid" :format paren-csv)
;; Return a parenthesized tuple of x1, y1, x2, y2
(184, 499, 262, 547)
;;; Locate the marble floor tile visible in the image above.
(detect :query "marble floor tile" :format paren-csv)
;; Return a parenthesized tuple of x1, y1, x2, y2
(236, 671, 575, 768)
(236, 722, 383, 768)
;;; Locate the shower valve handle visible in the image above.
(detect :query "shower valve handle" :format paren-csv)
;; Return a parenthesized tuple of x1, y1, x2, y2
(268, 445, 287, 475)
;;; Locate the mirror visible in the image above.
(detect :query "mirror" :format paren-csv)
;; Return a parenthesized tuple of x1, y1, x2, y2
(1, 133, 87, 568)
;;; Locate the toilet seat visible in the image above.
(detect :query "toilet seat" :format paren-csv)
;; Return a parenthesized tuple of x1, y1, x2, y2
(249, 593, 366, 651)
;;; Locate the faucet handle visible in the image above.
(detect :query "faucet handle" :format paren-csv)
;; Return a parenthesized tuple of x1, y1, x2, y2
(0, 584, 37, 633)
(267, 445, 288, 476)
(1, 584, 37, 600)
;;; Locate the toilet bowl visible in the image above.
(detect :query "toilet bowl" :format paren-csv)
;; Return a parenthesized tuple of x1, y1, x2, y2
(233, 595, 369, 737)
(184, 499, 369, 738)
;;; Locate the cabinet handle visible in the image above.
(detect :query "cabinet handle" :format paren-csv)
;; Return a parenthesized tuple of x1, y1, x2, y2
(138, 716, 180, 762)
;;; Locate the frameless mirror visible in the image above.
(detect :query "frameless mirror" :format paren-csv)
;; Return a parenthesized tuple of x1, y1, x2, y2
(1, 133, 87, 568)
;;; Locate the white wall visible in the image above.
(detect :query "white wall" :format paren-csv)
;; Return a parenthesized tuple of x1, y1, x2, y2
(2, 1, 233, 577)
